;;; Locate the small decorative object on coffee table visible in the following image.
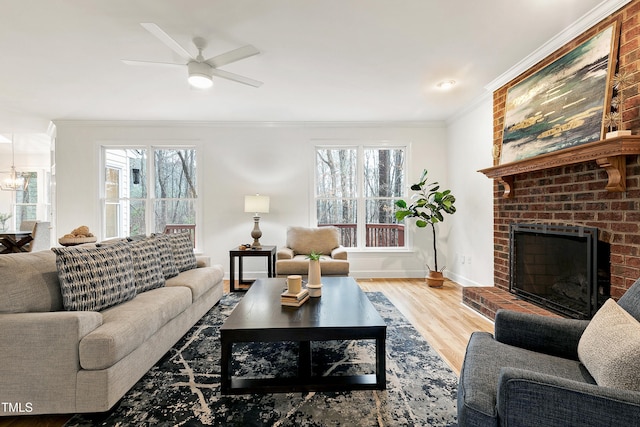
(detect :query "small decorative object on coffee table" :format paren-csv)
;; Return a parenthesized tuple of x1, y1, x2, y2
(307, 251, 322, 297)
(281, 275, 308, 307)
(280, 288, 309, 307)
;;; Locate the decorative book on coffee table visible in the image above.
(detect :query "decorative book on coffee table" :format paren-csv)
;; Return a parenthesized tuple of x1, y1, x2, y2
(281, 288, 310, 307)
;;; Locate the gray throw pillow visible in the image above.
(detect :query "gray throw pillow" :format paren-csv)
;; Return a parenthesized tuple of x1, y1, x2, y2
(167, 232, 197, 272)
(52, 242, 136, 311)
(129, 238, 165, 292)
(150, 234, 180, 279)
(578, 298, 640, 391)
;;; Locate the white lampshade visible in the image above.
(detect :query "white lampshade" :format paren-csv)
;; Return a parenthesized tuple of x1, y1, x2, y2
(244, 195, 270, 214)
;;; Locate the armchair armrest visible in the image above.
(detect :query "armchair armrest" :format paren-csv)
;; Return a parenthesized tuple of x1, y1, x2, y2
(277, 247, 294, 260)
(331, 246, 348, 260)
(494, 309, 589, 360)
(498, 367, 640, 426)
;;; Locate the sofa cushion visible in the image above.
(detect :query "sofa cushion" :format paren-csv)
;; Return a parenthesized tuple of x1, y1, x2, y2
(151, 234, 179, 279)
(167, 232, 197, 272)
(0, 250, 63, 313)
(578, 299, 640, 391)
(52, 242, 137, 311)
(129, 239, 165, 292)
(165, 265, 224, 302)
(286, 226, 340, 255)
(79, 286, 192, 370)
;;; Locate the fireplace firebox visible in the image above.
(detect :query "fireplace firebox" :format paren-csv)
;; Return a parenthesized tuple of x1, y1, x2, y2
(509, 224, 610, 319)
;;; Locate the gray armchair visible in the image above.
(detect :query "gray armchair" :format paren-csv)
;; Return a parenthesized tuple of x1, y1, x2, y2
(276, 226, 349, 277)
(458, 279, 640, 426)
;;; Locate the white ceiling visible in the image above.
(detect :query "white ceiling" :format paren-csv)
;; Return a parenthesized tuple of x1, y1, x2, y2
(0, 0, 622, 136)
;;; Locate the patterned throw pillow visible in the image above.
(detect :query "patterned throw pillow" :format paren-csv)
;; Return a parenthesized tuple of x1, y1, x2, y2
(150, 234, 180, 279)
(167, 232, 197, 272)
(129, 238, 165, 292)
(52, 242, 137, 311)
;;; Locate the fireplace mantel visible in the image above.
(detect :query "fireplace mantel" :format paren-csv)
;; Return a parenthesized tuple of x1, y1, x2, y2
(479, 135, 640, 198)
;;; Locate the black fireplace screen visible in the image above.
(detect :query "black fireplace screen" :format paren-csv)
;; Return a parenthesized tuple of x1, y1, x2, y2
(509, 224, 610, 319)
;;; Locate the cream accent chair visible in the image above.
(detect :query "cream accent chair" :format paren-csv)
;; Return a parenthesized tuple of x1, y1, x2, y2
(276, 226, 349, 277)
(28, 221, 51, 252)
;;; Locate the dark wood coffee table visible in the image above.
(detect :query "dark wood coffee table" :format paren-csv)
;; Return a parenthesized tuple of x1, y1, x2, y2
(220, 276, 387, 394)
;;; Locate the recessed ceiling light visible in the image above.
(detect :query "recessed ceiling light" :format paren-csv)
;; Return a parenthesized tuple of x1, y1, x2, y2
(436, 80, 456, 90)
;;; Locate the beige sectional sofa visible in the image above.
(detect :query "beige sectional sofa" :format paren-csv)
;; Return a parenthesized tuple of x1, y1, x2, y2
(0, 234, 224, 416)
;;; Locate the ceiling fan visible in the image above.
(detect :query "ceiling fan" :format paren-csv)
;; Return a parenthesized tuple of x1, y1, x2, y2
(122, 23, 262, 89)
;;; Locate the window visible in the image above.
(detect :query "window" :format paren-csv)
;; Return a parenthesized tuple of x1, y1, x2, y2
(103, 147, 197, 239)
(315, 145, 406, 249)
(15, 172, 38, 225)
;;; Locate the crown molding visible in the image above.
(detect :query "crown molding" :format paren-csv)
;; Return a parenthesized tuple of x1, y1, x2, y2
(52, 120, 446, 129)
(484, 0, 632, 92)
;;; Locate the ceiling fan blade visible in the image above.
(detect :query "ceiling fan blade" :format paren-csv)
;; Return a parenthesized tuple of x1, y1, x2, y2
(205, 45, 260, 68)
(210, 68, 263, 88)
(140, 23, 193, 61)
(121, 59, 184, 68)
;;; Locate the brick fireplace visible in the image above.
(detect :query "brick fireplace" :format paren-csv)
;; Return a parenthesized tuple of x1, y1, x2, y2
(463, 1, 640, 320)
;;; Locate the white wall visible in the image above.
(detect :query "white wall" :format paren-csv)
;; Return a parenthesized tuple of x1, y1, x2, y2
(445, 96, 495, 287)
(53, 121, 450, 280)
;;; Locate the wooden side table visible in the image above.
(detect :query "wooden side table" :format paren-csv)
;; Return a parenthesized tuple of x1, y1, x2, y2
(229, 245, 277, 292)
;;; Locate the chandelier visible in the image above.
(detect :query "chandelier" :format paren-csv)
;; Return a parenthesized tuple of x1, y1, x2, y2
(1, 135, 27, 192)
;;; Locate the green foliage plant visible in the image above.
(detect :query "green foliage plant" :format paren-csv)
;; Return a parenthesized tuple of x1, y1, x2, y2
(395, 169, 456, 272)
(307, 251, 322, 261)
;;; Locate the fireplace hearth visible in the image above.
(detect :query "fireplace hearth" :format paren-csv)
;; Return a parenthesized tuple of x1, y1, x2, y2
(509, 223, 610, 319)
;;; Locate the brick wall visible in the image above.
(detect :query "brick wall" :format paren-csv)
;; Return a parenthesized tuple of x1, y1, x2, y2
(493, 160, 640, 299)
(467, 1, 640, 318)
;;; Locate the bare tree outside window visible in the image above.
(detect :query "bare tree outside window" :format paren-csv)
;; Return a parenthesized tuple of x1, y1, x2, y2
(103, 147, 197, 238)
(315, 146, 406, 248)
(154, 149, 196, 233)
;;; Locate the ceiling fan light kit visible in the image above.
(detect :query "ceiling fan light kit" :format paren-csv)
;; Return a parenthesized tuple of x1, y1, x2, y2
(124, 23, 262, 89)
(187, 61, 213, 89)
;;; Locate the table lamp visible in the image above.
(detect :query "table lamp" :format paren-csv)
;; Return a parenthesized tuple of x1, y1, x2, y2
(244, 194, 270, 249)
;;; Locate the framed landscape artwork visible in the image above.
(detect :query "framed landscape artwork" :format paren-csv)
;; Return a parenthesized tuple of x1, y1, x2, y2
(500, 23, 619, 164)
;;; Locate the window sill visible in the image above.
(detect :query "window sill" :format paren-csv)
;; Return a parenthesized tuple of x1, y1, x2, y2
(345, 247, 415, 254)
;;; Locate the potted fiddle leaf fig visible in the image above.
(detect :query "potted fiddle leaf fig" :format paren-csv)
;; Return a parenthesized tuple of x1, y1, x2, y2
(395, 169, 456, 287)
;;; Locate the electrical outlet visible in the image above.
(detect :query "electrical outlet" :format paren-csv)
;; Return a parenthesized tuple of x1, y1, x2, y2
(467, 256, 472, 265)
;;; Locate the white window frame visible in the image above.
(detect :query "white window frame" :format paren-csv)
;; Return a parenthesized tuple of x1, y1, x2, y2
(101, 145, 199, 245)
(313, 141, 410, 252)
(13, 169, 50, 227)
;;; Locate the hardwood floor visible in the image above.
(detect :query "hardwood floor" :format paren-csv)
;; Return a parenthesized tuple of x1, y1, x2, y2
(0, 278, 493, 426)
(356, 278, 494, 374)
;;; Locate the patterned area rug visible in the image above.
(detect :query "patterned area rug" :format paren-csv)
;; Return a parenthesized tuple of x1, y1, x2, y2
(65, 292, 458, 426)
